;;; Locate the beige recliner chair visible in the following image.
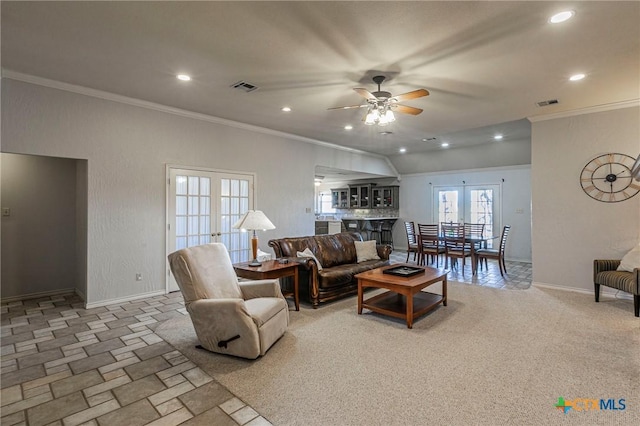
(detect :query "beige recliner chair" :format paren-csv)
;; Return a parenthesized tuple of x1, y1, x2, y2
(168, 243, 289, 359)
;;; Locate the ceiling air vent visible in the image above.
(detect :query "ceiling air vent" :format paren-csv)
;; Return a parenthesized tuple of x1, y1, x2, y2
(536, 99, 559, 107)
(231, 81, 258, 93)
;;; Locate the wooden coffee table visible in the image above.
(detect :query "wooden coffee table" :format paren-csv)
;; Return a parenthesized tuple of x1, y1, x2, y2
(355, 264, 447, 328)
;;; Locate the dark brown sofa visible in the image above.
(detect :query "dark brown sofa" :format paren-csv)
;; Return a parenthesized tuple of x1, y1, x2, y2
(268, 232, 391, 307)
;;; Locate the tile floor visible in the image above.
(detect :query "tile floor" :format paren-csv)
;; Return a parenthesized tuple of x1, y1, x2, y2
(1, 292, 272, 426)
(1, 251, 531, 425)
(389, 250, 532, 290)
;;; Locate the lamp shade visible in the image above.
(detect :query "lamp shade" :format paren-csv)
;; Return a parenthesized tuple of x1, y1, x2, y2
(232, 210, 275, 231)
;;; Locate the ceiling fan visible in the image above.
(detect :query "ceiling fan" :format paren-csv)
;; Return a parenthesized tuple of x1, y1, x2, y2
(328, 75, 429, 126)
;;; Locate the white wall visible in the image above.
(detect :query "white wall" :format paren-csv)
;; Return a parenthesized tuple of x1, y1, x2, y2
(389, 138, 531, 174)
(397, 166, 532, 262)
(1, 153, 79, 298)
(1, 79, 396, 305)
(531, 106, 640, 292)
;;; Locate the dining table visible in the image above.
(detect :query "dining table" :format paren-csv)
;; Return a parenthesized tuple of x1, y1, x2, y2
(435, 234, 498, 274)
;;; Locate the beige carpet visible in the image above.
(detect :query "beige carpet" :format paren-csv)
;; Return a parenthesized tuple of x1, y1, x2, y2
(156, 283, 640, 425)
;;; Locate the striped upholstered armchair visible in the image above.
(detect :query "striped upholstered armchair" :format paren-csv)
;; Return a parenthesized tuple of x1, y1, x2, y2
(593, 259, 639, 317)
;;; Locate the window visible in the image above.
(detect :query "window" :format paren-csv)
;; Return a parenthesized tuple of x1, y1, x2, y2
(317, 191, 336, 214)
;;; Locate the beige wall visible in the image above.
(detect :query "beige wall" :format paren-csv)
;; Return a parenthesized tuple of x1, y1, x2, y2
(398, 165, 532, 262)
(531, 106, 640, 292)
(1, 79, 396, 305)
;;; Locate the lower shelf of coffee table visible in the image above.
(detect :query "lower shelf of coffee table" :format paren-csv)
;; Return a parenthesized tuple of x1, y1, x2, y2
(362, 291, 443, 320)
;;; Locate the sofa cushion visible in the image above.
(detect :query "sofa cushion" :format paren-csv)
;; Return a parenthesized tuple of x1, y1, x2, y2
(596, 270, 637, 295)
(354, 240, 380, 263)
(315, 233, 359, 268)
(618, 243, 640, 272)
(317, 258, 389, 289)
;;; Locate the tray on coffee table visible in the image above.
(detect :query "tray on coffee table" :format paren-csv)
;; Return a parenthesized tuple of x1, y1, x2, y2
(382, 265, 425, 277)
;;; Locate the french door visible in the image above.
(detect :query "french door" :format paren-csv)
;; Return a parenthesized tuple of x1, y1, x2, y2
(433, 184, 500, 245)
(167, 167, 254, 292)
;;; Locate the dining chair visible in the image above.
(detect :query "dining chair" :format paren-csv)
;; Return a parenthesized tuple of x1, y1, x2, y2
(417, 223, 445, 267)
(404, 221, 419, 263)
(442, 223, 472, 273)
(474, 225, 511, 276)
(464, 222, 486, 251)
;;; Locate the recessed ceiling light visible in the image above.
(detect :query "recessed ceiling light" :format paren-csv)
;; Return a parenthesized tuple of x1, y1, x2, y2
(569, 73, 585, 81)
(441, 142, 449, 148)
(281, 106, 292, 112)
(344, 125, 353, 130)
(494, 134, 503, 140)
(549, 10, 575, 24)
(399, 148, 407, 154)
(176, 74, 191, 81)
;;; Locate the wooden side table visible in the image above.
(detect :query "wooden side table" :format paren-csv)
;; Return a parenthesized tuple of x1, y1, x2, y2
(233, 260, 300, 311)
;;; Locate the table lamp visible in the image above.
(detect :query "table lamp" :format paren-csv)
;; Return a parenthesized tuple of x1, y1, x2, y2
(232, 210, 276, 266)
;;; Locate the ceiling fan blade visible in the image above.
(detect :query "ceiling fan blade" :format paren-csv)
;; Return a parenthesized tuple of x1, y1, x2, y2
(392, 89, 430, 102)
(327, 104, 368, 111)
(353, 88, 378, 101)
(393, 104, 423, 115)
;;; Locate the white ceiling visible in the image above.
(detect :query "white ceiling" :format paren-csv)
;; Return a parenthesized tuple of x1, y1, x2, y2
(2, 1, 639, 161)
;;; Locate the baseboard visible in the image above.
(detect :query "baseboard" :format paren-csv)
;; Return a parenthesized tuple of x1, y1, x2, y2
(75, 288, 87, 303)
(1, 288, 77, 304)
(533, 281, 633, 300)
(84, 290, 167, 309)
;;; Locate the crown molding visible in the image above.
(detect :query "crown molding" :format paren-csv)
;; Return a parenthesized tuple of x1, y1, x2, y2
(1, 70, 391, 161)
(528, 99, 640, 122)
(401, 163, 531, 179)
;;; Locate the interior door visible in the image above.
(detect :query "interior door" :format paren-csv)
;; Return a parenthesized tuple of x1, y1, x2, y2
(433, 184, 500, 244)
(167, 167, 254, 292)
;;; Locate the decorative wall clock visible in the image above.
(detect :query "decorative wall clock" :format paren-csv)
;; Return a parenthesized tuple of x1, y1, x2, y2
(580, 153, 640, 202)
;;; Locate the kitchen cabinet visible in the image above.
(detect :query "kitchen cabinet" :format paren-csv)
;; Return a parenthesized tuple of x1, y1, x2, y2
(331, 189, 349, 208)
(333, 184, 399, 209)
(372, 186, 399, 209)
(349, 184, 372, 208)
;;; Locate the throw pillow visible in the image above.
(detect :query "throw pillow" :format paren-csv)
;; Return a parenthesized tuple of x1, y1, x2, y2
(296, 248, 323, 271)
(617, 243, 640, 272)
(354, 240, 380, 263)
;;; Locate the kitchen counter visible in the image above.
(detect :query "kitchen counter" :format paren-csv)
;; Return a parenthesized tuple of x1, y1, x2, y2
(341, 217, 398, 244)
(315, 220, 343, 235)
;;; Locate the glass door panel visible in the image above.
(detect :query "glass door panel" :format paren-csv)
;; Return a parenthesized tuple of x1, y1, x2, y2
(434, 185, 500, 246)
(168, 168, 254, 292)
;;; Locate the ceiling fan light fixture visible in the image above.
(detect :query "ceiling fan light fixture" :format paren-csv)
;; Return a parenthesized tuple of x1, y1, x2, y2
(365, 106, 381, 125)
(385, 109, 396, 123)
(329, 75, 428, 127)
